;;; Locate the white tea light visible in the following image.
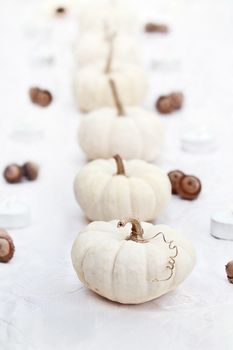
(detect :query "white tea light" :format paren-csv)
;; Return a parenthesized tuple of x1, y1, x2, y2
(31, 43, 55, 66)
(181, 126, 217, 153)
(11, 120, 44, 143)
(211, 209, 233, 240)
(0, 199, 30, 229)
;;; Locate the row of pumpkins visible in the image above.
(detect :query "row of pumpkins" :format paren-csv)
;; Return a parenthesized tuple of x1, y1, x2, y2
(70, 2, 196, 304)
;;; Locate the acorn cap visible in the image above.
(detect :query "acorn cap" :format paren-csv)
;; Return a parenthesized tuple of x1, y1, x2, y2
(0, 229, 15, 263)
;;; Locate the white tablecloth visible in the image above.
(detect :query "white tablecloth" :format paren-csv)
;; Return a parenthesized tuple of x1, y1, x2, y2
(1, 0, 233, 349)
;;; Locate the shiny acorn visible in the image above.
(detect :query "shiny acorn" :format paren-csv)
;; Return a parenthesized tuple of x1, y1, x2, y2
(168, 170, 201, 200)
(3, 164, 23, 184)
(177, 175, 202, 200)
(3, 162, 39, 183)
(168, 170, 185, 194)
(23, 162, 39, 181)
(29, 87, 52, 107)
(0, 229, 15, 263)
(156, 92, 184, 114)
(226, 261, 233, 284)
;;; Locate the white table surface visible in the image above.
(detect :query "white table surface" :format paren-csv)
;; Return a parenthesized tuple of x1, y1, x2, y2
(1, 0, 233, 349)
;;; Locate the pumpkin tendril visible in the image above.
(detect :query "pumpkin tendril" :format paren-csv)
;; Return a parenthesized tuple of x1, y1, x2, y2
(117, 219, 178, 282)
(149, 232, 178, 282)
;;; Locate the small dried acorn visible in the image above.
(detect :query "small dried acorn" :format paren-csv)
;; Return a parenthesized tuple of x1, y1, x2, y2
(177, 175, 201, 200)
(23, 162, 39, 181)
(170, 93, 183, 110)
(226, 261, 233, 284)
(156, 92, 184, 114)
(3, 164, 23, 184)
(29, 87, 40, 103)
(168, 170, 185, 194)
(0, 229, 15, 263)
(29, 87, 52, 107)
(156, 96, 173, 114)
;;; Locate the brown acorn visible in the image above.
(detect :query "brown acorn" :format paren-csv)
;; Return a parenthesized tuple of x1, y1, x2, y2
(156, 92, 184, 114)
(177, 175, 202, 200)
(145, 22, 169, 33)
(170, 93, 184, 110)
(0, 229, 15, 263)
(23, 162, 39, 181)
(29, 87, 40, 103)
(36, 90, 52, 107)
(29, 87, 52, 107)
(3, 164, 23, 184)
(226, 261, 233, 284)
(55, 7, 66, 15)
(168, 170, 185, 194)
(156, 96, 174, 114)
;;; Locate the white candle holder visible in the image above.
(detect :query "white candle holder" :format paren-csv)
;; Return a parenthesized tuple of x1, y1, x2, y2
(211, 208, 233, 240)
(10, 119, 44, 143)
(181, 125, 217, 153)
(0, 198, 30, 229)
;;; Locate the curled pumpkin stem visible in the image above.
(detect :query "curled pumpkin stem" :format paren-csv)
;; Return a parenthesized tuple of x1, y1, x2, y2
(117, 220, 178, 281)
(117, 218, 144, 242)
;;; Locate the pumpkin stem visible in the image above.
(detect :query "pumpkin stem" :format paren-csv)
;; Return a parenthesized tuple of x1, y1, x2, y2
(105, 32, 116, 74)
(117, 218, 144, 242)
(109, 79, 126, 116)
(113, 154, 125, 175)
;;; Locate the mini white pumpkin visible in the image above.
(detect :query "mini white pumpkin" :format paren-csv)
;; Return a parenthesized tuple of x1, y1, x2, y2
(74, 32, 140, 67)
(74, 155, 171, 221)
(78, 80, 164, 161)
(71, 218, 196, 304)
(78, 3, 139, 35)
(74, 34, 147, 112)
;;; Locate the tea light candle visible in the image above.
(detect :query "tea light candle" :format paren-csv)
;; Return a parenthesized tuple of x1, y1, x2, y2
(31, 43, 55, 66)
(0, 199, 30, 229)
(181, 126, 217, 153)
(150, 59, 181, 72)
(211, 209, 233, 240)
(11, 120, 44, 143)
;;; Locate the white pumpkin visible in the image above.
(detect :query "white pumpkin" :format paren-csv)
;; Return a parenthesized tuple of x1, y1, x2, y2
(74, 32, 140, 67)
(78, 80, 164, 161)
(74, 33, 147, 111)
(74, 155, 171, 221)
(78, 3, 139, 35)
(71, 218, 196, 304)
(74, 63, 147, 112)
